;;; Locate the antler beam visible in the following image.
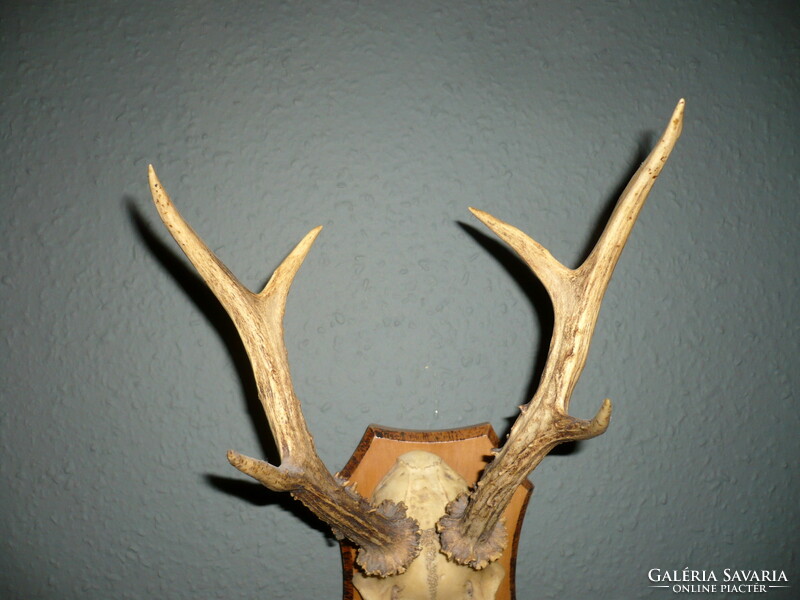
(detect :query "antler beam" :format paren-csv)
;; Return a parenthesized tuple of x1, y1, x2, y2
(438, 100, 685, 568)
(149, 167, 421, 576)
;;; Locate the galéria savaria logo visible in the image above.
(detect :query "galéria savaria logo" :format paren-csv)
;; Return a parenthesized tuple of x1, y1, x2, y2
(647, 569, 790, 594)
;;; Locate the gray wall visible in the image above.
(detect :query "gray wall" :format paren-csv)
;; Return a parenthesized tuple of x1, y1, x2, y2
(2, 1, 797, 598)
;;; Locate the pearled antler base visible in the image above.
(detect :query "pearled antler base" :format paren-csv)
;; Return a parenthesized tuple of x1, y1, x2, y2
(339, 424, 532, 600)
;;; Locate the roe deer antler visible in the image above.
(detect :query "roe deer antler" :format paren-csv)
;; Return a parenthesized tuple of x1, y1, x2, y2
(438, 100, 685, 569)
(148, 166, 421, 576)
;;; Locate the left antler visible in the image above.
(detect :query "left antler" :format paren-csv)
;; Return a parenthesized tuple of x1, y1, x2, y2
(438, 100, 685, 568)
(148, 167, 421, 576)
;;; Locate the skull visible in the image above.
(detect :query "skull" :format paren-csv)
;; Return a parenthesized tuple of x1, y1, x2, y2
(353, 451, 504, 599)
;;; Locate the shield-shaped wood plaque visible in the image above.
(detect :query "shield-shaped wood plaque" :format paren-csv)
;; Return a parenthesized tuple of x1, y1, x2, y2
(338, 423, 532, 600)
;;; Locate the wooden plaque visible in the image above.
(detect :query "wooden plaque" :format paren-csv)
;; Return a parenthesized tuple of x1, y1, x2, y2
(338, 423, 532, 600)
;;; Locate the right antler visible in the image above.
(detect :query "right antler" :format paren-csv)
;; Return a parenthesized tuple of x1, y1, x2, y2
(148, 167, 420, 576)
(438, 100, 685, 568)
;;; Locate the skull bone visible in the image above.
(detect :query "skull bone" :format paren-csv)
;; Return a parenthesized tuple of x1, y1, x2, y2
(353, 451, 504, 600)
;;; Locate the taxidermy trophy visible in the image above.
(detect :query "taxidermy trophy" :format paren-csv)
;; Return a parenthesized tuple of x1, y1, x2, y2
(148, 100, 684, 599)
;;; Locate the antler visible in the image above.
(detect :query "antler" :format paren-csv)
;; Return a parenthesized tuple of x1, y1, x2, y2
(148, 166, 420, 576)
(438, 100, 685, 568)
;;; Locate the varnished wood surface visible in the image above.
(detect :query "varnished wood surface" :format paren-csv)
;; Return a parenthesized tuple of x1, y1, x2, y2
(339, 423, 532, 600)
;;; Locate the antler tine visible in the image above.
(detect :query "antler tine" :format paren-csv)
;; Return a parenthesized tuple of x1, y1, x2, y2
(148, 166, 420, 576)
(149, 165, 320, 459)
(438, 100, 685, 569)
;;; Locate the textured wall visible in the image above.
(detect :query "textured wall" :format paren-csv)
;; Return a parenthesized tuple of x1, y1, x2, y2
(1, 1, 798, 598)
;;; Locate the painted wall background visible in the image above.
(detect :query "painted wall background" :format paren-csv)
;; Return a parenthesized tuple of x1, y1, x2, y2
(1, 1, 798, 598)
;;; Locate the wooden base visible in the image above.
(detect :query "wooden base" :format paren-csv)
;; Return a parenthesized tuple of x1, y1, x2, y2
(338, 423, 532, 600)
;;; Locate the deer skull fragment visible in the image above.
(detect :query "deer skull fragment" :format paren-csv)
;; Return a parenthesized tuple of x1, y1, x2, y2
(353, 451, 505, 599)
(148, 100, 684, 598)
